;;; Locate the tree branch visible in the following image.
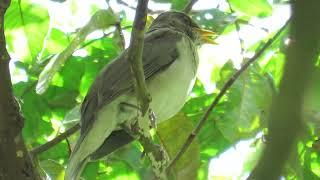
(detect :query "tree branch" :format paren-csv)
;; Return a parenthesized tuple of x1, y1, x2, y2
(122, 122, 168, 179)
(30, 124, 80, 156)
(125, 1, 170, 178)
(167, 17, 291, 170)
(127, 0, 151, 115)
(0, 1, 40, 179)
(183, 0, 198, 13)
(248, 0, 320, 179)
(115, 22, 126, 51)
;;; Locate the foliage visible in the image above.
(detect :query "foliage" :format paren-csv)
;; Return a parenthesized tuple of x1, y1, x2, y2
(5, 0, 320, 179)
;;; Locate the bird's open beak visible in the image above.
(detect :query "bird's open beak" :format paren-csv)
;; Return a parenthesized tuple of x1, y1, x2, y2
(193, 27, 217, 44)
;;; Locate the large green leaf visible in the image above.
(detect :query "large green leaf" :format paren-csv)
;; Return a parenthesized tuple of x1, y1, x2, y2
(191, 9, 236, 34)
(43, 28, 70, 57)
(38, 141, 69, 161)
(36, 9, 117, 94)
(215, 61, 273, 142)
(182, 83, 233, 178)
(171, 0, 189, 11)
(103, 142, 142, 179)
(13, 81, 53, 143)
(40, 160, 65, 180)
(229, 0, 272, 17)
(157, 113, 200, 180)
(82, 162, 100, 180)
(5, 0, 49, 62)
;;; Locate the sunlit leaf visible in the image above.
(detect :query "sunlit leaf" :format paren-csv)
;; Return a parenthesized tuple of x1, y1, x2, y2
(36, 9, 117, 94)
(40, 160, 65, 180)
(157, 113, 200, 180)
(63, 105, 81, 126)
(191, 9, 236, 33)
(82, 162, 99, 179)
(171, 0, 189, 11)
(5, 0, 49, 62)
(215, 61, 273, 142)
(228, 0, 272, 17)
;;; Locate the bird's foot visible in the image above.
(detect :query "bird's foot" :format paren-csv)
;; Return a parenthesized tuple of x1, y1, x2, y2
(119, 102, 157, 129)
(148, 108, 157, 129)
(122, 118, 169, 179)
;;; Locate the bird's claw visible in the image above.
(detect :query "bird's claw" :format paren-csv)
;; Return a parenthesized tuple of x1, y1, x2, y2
(148, 108, 157, 129)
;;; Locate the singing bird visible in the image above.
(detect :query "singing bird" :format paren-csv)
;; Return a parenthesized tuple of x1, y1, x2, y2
(65, 11, 216, 179)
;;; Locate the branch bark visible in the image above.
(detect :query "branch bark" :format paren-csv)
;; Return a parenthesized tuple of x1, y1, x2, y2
(167, 18, 291, 170)
(249, 0, 320, 179)
(183, 0, 198, 13)
(127, 0, 151, 115)
(0, 1, 40, 179)
(126, 0, 169, 178)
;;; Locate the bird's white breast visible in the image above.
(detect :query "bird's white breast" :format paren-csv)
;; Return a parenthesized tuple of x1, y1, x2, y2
(146, 36, 198, 122)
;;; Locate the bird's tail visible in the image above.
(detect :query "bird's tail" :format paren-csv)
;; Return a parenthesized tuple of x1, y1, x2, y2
(64, 138, 89, 180)
(64, 99, 125, 179)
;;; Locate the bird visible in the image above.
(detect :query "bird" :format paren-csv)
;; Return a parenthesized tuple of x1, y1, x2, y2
(65, 11, 216, 180)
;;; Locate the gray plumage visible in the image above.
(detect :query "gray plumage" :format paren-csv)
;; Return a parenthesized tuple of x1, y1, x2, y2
(65, 11, 202, 180)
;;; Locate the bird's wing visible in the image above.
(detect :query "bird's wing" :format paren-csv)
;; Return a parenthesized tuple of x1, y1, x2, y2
(80, 28, 186, 136)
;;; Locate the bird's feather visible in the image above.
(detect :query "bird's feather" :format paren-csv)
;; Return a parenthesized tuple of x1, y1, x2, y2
(80, 28, 182, 139)
(65, 28, 189, 180)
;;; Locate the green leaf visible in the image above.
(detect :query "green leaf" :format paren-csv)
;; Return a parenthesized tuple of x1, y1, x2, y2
(80, 41, 118, 97)
(183, 80, 232, 160)
(43, 86, 78, 109)
(260, 52, 285, 87)
(157, 113, 200, 180)
(215, 61, 273, 142)
(182, 93, 232, 178)
(44, 28, 70, 57)
(63, 105, 81, 126)
(108, 142, 143, 171)
(228, 0, 272, 17)
(99, 159, 139, 179)
(40, 160, 65, 180)
(39, 142, 69, 160)
(191, 9, 236, 33)
(82, 162, 99, 179)
(17, 84, 54, 143)
(36, 9, 117, 94)
(171, 0, 189, 11)
(5, 0, 49, 62)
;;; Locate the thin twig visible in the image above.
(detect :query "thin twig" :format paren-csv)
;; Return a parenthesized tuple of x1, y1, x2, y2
(226, 0, 245, 60)
(127, 0, 151, 115)
(167, 18, 291, 170)
(30, 124, 80, 155)
(115, 22, 126, 50)
(183, 0, 198, 13)
(65, 137, 72, 156)
(78, 25, 131, 50)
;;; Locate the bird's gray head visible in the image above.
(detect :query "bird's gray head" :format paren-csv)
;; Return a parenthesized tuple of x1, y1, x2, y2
(148, 11, 216, 45)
